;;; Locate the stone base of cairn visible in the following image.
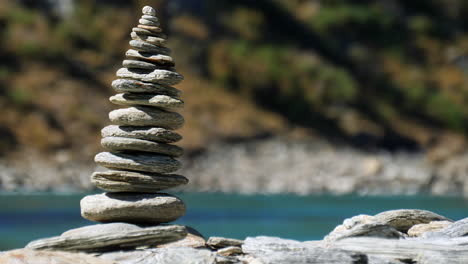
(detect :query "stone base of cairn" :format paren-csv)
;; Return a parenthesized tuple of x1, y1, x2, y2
(26, 6, 201, 252)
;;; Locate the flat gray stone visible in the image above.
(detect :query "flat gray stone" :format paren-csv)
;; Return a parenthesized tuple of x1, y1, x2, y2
(61, 223, 140, 237)
(131, 32, 167, 46)
(332, 237, 468, 264)
(131, 29, 166, 39)
(142, 15, 159, 23)
(129, 40, 171, 54)
(326, 215, 377, 240)
(424, 218, 468, 239)
(142, 6, 156, 16)
(101, 125, 182, 143)
(138, 25, 162, 34)
(0, 249, 116, 264)
(126, 49, 174, 66)
(324, 223, 405, 242)
(81, 193, 185, 224)
(26, 223, 187, 252)
(242, 236, 367, 264)
(111, 79, 180, 96)
(374, 209, 452, 233)
(123, 60, 171, 70)
(110, 93, 183, 109)
(95, 152, 181, 173)
(139, 18, 160, 27)
(92, 170, 188, 192)
(207, 237, 243, 249)
(101, 137, 183, 157)
(116, 68, 183, 86)
(109, 106, 184, 130)
(99, 247, 216, 264)
(132, 27, 162, 37)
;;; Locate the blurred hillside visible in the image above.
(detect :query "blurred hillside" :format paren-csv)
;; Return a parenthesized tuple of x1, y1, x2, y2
(1, 0, 468, 193)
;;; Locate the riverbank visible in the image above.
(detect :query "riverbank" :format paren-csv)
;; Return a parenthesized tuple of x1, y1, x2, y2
(3, 209, 468, 264)
(1, 192, 467, 251)
(2, 138, 468, 196)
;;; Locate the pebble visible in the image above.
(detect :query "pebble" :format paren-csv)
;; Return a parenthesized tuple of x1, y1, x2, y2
(95, 151, 181, 174)
(131, 32, 167, 47)
(101, 125, 182, 143)
(373, 209, 452, 233)
(132, 27, 162, 37)
(129, 40, 171, 54)
(126, 49, 174, 66)
(138, 25, 162, 33)
(217, 246, 243, 256)
(139, 18, 160, 27)
(326, 214, 376, 238)
(142, 6, 156, 16)
(116, 68, 183, 86)
(408, 221, 452, 237)
(142, 15, 159, 23)
(111, 79, 180, 96)
(324, 223, 405, 242)
(92, 170, 188, 193)
(110, 93, 184, 109)
(81, 193, 186, 224)
(101, 136, 183, 157)
(123, 59, 169, 70)
(207, 237, 244, 249)
(26, 223, 186, 252)
(109, 106, 184, 129)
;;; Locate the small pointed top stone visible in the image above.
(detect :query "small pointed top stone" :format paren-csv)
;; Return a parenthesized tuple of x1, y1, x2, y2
(142, 6, 156, 16)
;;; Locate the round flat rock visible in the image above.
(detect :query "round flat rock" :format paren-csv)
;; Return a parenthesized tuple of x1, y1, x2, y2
(101, 125, 182, 143)
(123, 60, 171, 71)
(116, 68, 183, 86)
(129, 40, 170, 54)
(126, 49, 174, 66)
(109, 106, 184, 129)
(132, 27, 161, 37)
(142, 15, 159, 23)
(131, 32, 167, 46)
(139, 18, 160, 27)
(26, 223, 186, 252)
(95, 151, 181, 173)
(137, 25, 162, 33)
(92, 170, 188, 192)
(81, 193, 186, 224)
(111, 79, 180, 97)
(101, 137, 183, 157)
(142, 6, 156, 16)
(110, 93, 183, 109)
(374, 209, 452, 233)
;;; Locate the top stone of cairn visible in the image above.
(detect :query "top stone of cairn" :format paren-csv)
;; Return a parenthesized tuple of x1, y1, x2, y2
(142, 6, 156, 16)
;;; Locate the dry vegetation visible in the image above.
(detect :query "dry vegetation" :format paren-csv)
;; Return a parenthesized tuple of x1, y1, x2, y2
(1, 0, 468, 185)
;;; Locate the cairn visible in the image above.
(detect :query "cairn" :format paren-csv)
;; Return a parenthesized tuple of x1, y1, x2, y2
(26, 6, 194, 252)
(80, 5, 187, 225)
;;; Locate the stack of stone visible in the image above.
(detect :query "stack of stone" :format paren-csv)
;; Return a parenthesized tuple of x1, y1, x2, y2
(26, 6, 195, 252)
(81, 6, 187, 225)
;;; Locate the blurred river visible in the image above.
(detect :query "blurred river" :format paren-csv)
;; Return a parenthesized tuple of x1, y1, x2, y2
(1, 192, 468, 250)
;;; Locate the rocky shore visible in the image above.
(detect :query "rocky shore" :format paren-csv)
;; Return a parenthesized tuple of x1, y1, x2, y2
(2, 209, 468, 263)
(2, 138, 468, 196)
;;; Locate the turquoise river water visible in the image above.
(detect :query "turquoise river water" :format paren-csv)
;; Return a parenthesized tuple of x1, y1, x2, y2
(1, 192, 468, 250)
